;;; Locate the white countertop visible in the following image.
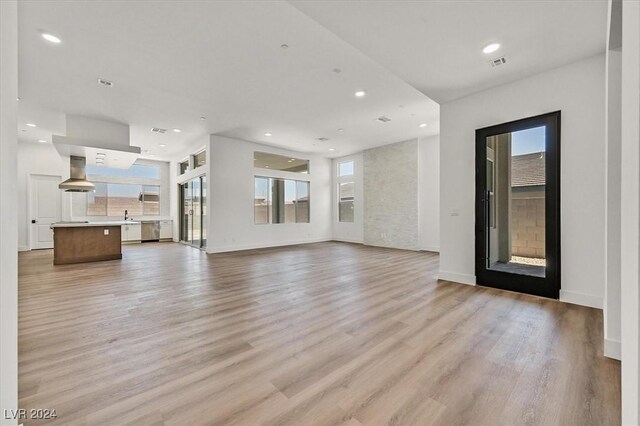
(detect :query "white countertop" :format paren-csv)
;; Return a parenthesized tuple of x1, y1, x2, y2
(51, 221, 141, 228)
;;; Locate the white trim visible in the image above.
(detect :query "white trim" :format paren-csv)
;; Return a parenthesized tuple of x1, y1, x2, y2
(206, 238, 331, 254)
(438, 271, 476, 285)
(559, 289, 603, 309)
(332, 238, 363, 244)
(421, 246, 440, 253)
(18, 246, 29, 252)
(604, 338, 622, 360)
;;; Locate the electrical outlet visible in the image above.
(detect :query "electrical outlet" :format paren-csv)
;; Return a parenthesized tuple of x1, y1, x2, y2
(103, 229, 109, 235)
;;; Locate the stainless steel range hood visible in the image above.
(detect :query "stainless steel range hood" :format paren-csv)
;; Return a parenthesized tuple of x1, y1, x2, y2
(58, 156, 95, 192)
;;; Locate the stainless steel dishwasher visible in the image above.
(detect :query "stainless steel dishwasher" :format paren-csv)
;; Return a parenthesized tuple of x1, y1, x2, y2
(141, 221, 160, 242)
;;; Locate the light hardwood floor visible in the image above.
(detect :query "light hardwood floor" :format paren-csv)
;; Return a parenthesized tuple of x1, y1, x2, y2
(18, 242, 620, 425)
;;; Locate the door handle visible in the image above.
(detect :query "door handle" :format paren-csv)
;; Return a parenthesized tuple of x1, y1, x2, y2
(32, 219, 37, 224)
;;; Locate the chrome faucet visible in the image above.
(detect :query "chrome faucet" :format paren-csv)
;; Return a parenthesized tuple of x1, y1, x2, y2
(124, 209, 128, 221)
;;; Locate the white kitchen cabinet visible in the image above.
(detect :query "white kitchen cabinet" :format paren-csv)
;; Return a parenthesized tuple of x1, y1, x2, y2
(121, 223, 142, 243)
(159, 220, 173, 240)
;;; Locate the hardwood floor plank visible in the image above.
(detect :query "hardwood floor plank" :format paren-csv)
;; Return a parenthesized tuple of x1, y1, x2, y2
(18, 242, 620, 425)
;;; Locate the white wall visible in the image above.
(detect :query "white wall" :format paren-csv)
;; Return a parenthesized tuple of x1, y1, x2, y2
(418, 135, 440, 252)
(620, 0, 640, 422)
(206, 135, 332, 252)
(332, 153, 364, 243)
(1, 0, 18, 423)
(604, 2, 622, 360)
(440, 54, 607, 305)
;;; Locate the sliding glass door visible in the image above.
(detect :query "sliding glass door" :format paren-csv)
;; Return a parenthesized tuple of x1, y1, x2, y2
(180, 176, 206, 248)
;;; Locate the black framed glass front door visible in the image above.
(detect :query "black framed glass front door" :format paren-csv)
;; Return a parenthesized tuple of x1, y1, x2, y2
(475, 111, 561, 299)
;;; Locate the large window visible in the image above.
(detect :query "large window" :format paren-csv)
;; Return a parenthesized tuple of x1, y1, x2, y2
(72, 162, 162, 217)
(254, 177, 310, 224)
(339, 182, 354, 222)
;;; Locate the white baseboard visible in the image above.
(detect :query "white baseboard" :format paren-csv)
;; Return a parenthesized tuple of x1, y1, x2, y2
(604, 338, 621, 360)
(18, 246, 29, 252)
(438, 271, 476, 286)
(332, 238, 364, 244)
(421, 246, 440, 253)
(559, 290, 603, 309)
(206, 238, 332, 254)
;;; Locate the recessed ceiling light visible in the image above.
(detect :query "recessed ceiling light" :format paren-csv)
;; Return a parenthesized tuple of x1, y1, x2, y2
(16, 97, 20, 101)
(289, 158, 295, 161)
(338, 128, 344, 132)
(332, 68, 342, 74)
(482, 43, 501, 54)
(159, 143, 167, 147)
(37, 139, 47, 143)
(264, 132, 273, 137)
(173, 128, 181, 133)
(41, 33, 61, 44)
(200, 116, 206, 120)
(419, 123, 427, 128)
(329, 148, 335, 151)
(354, 90, 366, 98)
(26, 123, 36, 127)
(97, 78, 114, 87)
(317, 137, 329, 142)
(280, 43, 289, 49)
(265, 165, 270, 168)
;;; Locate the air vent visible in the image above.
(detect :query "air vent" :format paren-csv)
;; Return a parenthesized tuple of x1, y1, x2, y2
(490, 57, 507, 68)
(150, 127, 167, 134)
(316, 137, 329, 142)
(97, 78, 114, 87)
(376, 116, 391, 123)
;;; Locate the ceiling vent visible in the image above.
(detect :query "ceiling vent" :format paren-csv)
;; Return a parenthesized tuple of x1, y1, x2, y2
(490, 57, 507, 68)
(150, 127, 167, 134)
(376, 116, 392, 123)
(97, 78, 114, 87)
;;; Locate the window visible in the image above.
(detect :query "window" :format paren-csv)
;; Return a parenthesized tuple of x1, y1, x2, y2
(254, 151, 309, 173)
(194, 150, 206, 168)
(106, 184, 143, 216)
(179, 160, 189, 175)
(73, 162, 163, 217)
(85, 183, 107, 216)
(87, 163, 160, 179)
(339, 182, 354, 222)
(254, 177, 310, 224)
(339, 161, 354, 176)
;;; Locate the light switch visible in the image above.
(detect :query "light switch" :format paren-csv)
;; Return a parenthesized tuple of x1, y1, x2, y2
(103, 229, 109, 235)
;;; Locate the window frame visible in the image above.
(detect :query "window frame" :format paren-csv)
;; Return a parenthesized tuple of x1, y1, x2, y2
(254, 176, 310, 225)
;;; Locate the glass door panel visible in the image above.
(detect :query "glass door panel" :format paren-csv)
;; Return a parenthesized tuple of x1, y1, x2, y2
(192, 178, 201, 247)
(485, 127, 546, 278)
(201, 176, 207, 247)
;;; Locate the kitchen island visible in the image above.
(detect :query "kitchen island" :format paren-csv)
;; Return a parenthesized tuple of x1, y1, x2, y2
(50, 221, 139, 265)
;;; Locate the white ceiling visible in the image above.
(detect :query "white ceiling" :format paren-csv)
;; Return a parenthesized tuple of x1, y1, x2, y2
(17, 1, 439, 160)
(291, 0, 608, 103)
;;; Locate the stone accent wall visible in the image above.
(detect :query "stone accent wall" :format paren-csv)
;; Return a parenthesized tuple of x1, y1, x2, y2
(363, 139, 419, 250)
(511, 192, 545, 258)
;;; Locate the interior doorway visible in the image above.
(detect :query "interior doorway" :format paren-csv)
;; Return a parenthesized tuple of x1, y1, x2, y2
(29, 174, 62, 250)
(475, 111, 560, 299)
(180, 175, 207, 248)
